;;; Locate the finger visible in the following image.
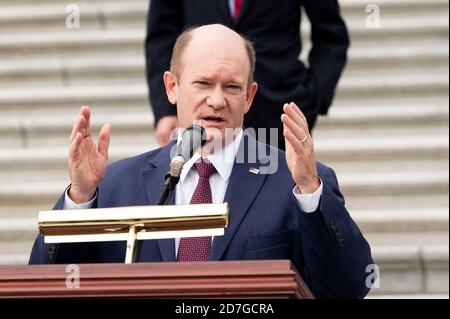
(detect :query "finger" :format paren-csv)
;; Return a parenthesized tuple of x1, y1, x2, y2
(285, 103, 311, 140)
(283, 125, 304, 154)
(98, 123, 111, 160)
(284, 103, 309, 133)
(289, 102, 308, 125)
(283, 103, 302, 124)
(70, 115, 86, 142)
(281, 113, 307, 143)
(80, 106, 92, 138)
(69, 132, 83, 163)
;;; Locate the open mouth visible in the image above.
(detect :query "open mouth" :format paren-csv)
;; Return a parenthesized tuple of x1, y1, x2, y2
(201, 116, 225, 123)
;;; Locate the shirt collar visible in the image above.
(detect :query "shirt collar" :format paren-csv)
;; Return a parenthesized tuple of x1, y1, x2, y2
(178, 129, 243, 183)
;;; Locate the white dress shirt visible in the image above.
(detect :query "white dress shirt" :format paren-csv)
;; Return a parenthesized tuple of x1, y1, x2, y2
(228, 0, 235, 16)
(64, 129, 323, 256)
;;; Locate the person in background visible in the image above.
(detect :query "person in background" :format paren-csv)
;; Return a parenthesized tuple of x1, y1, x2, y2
(146, 0, 350, 150)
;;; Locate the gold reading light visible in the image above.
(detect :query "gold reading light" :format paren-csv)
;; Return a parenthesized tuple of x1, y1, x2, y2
(38, 203, 229, 263)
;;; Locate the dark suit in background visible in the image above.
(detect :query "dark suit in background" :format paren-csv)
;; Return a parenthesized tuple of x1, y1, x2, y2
(146, 0, 350, 150)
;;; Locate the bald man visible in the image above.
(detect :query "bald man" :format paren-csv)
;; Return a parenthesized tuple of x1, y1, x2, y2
(30, 25, 373, 299)
(146, 0, 350, 150)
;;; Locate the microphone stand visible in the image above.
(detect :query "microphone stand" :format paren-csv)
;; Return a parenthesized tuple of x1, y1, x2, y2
(155, 174, 179, 206)
(131, 157, 184, 262)
(131, 125, 206, 263)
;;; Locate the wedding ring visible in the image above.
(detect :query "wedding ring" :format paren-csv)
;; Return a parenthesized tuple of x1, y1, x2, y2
(301, 135, 308, 143)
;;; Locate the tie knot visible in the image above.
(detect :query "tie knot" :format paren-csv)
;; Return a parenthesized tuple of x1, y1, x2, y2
(194, 160, 216, 179)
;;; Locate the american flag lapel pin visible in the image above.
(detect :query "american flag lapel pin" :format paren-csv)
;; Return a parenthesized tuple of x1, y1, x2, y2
(249, 167, 260, 175)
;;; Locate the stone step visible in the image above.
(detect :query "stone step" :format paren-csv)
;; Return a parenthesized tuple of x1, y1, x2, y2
(315, 135, 448, 162)
(0, 0, 447, 34)
(314, 103, 449, 138)
(352, 208, 449, 233)
(0, 0, 143, 6)
(0, 189, 447, 219)
(1, 13, 447, 60)
(0, 102, 447, 148)
(340, 0, 449, 17)
(331, 159, 448, 177)
(368, 245, 449, 295)
(0, 255, 28, 265)
(1, 218, 447, 268)
(1, 0, 447, 9)
(342, 56, 448, 79)
(0, 134, 447, 177)
(366, 232, 449, 248)
(0, 112, 155, 148)
(3, 157, 447, 185)
(0, 170, 447, 218)
(338, 8, 449, 32)
(0, 155, 449, 195)
(0, 239, 36, 260)
(0, 56, 147, 88)
(0, 132, 447, 172)
(1, 208, 447, 246)
(336, 73, 449, 99)
(0, 30, 145, 60)
(0, 85, 150, 117)
(338, 171, 448, 197)
(0, 1, 148, 34)
(346, 193, 449, 212)
(0, 70, 447, 115)
(0, 152, 447, 201)
(1, 44, 448, 88)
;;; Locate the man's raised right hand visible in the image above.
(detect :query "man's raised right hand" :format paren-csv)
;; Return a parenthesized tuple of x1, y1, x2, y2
(68, 106, 111, 204)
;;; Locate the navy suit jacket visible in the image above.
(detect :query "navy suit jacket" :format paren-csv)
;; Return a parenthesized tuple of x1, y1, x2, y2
(146, 0, 350, 149)
(29, 135, 373, 298)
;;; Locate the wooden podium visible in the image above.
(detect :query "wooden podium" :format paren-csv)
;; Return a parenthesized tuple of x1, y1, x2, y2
(0, 260, 314, 299)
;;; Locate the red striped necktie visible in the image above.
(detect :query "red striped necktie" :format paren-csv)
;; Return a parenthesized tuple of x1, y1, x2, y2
(234, 0, 244, 20)
(176, 160, 216, 262)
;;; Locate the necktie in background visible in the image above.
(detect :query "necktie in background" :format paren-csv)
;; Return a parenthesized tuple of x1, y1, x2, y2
(177, 160, 216, 262)
(234, 0, 243, 21)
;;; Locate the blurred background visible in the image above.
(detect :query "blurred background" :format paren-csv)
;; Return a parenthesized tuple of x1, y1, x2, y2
(0, 0, 448, 298)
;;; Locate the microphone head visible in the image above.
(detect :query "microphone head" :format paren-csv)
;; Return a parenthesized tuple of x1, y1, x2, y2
(177, 124, 207, 162)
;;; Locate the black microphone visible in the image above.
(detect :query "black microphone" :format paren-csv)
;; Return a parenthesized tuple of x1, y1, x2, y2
(156, 124, 207, 205)
(170, 124, 207, 178)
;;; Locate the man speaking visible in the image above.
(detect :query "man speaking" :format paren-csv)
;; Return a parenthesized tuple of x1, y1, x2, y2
(29, 24, 373, 299)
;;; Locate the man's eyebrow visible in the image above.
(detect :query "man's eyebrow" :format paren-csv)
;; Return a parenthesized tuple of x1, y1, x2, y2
(194, 74, 215, 81)
(194, 74, 245, 85)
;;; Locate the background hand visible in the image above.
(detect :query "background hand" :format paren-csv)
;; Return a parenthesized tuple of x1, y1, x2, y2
(155, 115, 178, 146)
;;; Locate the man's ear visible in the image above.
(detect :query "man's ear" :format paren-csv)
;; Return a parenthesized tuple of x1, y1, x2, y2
(244, 82, 258, 114)
(163, 71, 178, 105)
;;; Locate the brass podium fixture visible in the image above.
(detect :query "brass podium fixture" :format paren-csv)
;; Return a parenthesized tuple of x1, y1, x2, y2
(38, 203, 229, 264)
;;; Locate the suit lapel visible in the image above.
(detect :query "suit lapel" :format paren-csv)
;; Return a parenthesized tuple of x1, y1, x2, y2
(234, 0, 252, 26)
(142, 142, 176, 262)
(217, 0, 233, 26)
(141, 136, 271, 262)
(209, 134, 268, 260)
